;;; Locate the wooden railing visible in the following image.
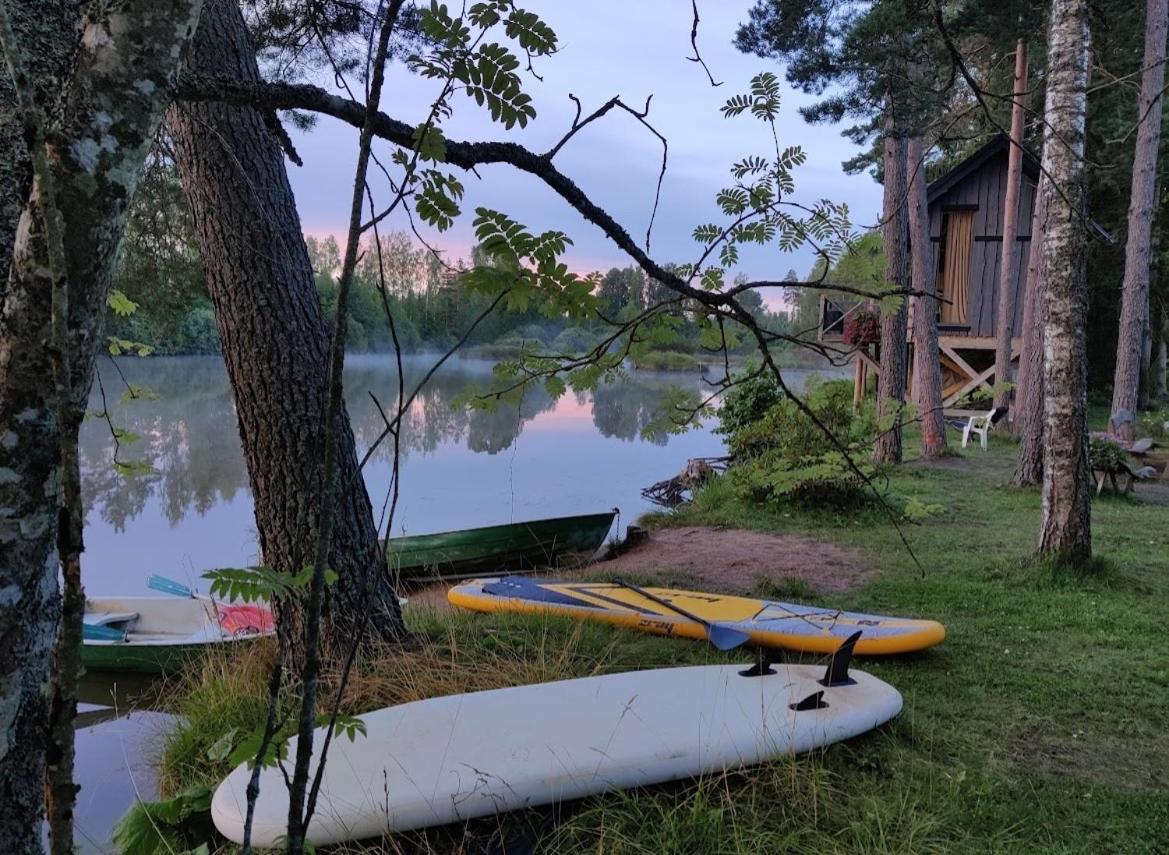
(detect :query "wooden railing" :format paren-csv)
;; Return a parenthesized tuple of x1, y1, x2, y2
(818, 295, 863, 342)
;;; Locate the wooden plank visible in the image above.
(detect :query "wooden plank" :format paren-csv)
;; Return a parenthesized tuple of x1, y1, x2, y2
(939, 342, 980, 381)
(856, 348, 881, 374)
(943, 361, 998, 406)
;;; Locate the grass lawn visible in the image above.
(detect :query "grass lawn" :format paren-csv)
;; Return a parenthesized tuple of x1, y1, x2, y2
(135, 428, 1169, 854)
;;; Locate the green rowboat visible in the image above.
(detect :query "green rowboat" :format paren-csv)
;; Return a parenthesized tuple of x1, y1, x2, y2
(387, 510, 617, 583)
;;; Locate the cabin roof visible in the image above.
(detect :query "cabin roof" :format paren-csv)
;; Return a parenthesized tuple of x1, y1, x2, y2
(925, 135, 1040, 206)
(925, 135, 1115, 244)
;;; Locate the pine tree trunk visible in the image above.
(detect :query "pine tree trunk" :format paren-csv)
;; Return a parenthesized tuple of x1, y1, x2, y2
(1154, 302, 1168, 402)
(874, 129, 909, 465)
(0, 2, 202, 850)
(1150, 297, 1169, 404)
(1111, 0, 1167, 438)
(1038, 0, 1093, 564)
(994, 40, 1029, 410)
(907, 137, 945, 458)
(168, 0, 406, 660)
(1013, 182, 1048, 485)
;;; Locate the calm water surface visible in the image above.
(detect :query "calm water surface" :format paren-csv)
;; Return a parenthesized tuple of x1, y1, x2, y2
(70, 353, 837, 851)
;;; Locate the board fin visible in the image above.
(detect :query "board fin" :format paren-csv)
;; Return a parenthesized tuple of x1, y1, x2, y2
(790, 690, 828, 711)
(820, 629, 862, 687)
(738, 653, 777, 677)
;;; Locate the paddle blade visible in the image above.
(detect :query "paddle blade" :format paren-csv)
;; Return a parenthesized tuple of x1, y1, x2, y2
(708, 623, 751, 651)
(83, 623, 126, 642)
(148, 574, 194, 598)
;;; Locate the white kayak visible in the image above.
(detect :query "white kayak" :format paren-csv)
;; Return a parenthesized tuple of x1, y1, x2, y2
(82, 596, 273, 673)
(212, 658, 902, 846)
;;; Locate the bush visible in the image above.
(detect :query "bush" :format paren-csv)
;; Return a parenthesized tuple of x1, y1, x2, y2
(177, 302, 220, 353)
(715, 370, 783, 437)
(721, 378, 875, 509)
(631, 350, 700, 371)
(550, 325, 599, 353)
(1089, 436, 1129, 473)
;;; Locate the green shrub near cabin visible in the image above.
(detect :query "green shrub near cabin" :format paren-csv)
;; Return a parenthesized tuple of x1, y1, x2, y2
(718, 376, 876, 509)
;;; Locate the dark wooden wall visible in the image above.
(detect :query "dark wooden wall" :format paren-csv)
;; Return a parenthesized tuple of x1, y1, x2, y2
(927, 154, 1037, 339)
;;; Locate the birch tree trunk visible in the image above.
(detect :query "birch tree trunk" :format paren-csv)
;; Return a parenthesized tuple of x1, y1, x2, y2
(874, 130, 909, 465)
(0, 3, 203, 850)
(1013, 182, 1048, 486)
(907, 137, 945, 458)
(1038, 0, 1093, 563)
(1111, 0, 1168, 438)
(994, 40, 1029, 410)
(169, 0, 407, 660)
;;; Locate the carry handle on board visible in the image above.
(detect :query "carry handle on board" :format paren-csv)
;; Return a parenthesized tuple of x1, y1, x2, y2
(612, 578, 750, 651)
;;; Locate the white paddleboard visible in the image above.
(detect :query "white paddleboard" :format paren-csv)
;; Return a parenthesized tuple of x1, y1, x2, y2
(211, 663, 902, 846)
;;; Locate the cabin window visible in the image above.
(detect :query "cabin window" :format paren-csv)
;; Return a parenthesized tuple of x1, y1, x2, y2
(936, 210, 973, 324)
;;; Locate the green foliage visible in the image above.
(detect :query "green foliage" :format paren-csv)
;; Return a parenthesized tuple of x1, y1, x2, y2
(409, 1, 555, 130)
(1137, 408, 1169, 439)
(903, 496, 945, 522)
(630, 350, 700, 372)
(202, 565, 337, 604)
(106, 289, 139, 317)
(715, 370, 783, 437)
(723, 378, 876, 509)
(1089, 436, 1129, 473)
(112, 786, 214, 855)
(225, 712, 367, 770)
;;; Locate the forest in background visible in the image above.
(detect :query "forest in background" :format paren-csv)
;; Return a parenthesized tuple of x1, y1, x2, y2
(107, 160, 791, 369)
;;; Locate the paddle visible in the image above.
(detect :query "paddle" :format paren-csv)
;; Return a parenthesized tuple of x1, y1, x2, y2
(612, 578, 751, 651)
(149, 572, 408, 608)
(147, 574, 208, 600)
(83, 623, 127, 642)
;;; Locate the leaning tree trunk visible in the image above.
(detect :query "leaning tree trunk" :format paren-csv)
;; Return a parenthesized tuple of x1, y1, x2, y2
(993, 40, 1029, 410)
(168, 0, 406, 659)
(0, 2, 203, 851)
(907, 137, 945, 458)
(1111, 0, 1168, 438)
(1013, 181, 1048, 486)
(1038, 0, 1093, 564)
(874, 130, 909, 465)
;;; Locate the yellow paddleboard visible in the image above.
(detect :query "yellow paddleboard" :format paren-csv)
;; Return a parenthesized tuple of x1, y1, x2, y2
(448, 576, 945, 655)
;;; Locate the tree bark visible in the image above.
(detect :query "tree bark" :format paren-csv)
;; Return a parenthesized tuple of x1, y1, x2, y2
(874, 129, 909, 465)
(1111, 0, 1168, 437)
(1013, 180, 1048, 486)
(1154, 300, 1168, 402)
(994, 40, 1029, 410)
(1038, 0, 1093, 564)
(0, 2, 203, 850)
(907, 137, 945, 458)
(168, 0, 406, 660)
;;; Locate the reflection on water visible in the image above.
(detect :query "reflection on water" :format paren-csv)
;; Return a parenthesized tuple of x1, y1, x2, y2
(80, 354, 740, 594)
(80, 355, 846, 595)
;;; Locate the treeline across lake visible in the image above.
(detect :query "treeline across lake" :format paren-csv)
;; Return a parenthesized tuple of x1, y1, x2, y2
(106, 164, 793, 366)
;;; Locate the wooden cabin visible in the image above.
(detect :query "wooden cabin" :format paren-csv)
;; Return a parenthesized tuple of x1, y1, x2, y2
(821, 136, 1038, 413)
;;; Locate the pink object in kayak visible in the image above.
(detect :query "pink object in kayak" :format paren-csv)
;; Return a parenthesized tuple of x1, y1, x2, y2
(217, 604, 274, 635)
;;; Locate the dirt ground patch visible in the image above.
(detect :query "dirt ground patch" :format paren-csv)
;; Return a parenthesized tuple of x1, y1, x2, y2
(581, 526, 871, 595)
(408, 526, 871, 611)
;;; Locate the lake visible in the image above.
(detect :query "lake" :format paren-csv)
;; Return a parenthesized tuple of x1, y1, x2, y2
(69, 353, 838, 851)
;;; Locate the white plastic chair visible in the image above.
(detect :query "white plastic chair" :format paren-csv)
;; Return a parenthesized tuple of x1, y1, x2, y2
(956, 406, 1007, 450)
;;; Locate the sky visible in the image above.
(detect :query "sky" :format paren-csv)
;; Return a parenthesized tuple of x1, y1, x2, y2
(286, 2, 883, 299)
